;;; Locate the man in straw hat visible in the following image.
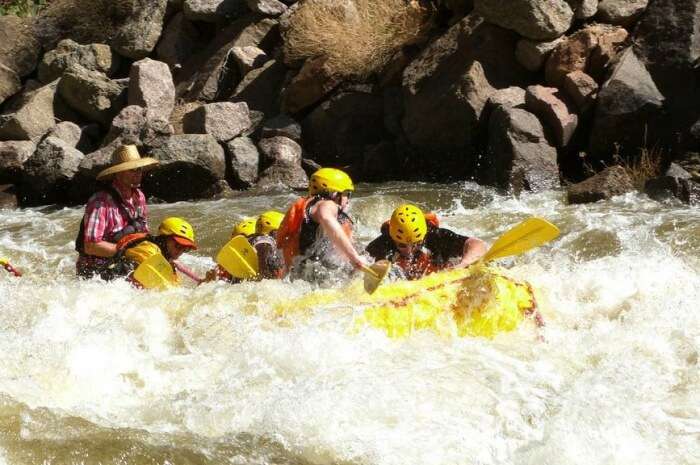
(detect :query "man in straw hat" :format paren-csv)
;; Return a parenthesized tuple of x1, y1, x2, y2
(75, 145, 159, 280)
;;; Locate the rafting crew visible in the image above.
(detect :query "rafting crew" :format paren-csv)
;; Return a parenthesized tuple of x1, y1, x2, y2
(276, 168, 371, 283)
(366, 204, 487, 280)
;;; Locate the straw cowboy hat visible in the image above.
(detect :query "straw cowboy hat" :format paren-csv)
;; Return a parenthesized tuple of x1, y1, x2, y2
(96, 145, 159, 180)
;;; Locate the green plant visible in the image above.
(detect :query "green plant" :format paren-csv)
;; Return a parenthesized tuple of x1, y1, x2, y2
(284, 0, 430, 78)
(0, 0, 48, 16)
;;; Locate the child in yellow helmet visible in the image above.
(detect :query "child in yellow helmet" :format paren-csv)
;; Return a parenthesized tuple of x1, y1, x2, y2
(366, 204, 487, 280)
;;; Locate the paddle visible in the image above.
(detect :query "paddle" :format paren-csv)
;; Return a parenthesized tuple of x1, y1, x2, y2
(361, 260, 392, 294)
(215, 235, 259, 279)
(1, 258, 22, 277)
(481, 217, 560, 263)
(132, 253, 178, 290)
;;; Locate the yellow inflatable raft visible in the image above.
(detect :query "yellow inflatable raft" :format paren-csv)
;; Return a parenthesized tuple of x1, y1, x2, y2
(275, 265, 541, 339)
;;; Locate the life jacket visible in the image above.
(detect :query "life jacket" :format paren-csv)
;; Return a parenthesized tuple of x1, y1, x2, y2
(277, 196, 353, 268)
(383, 212, 443, 280)
(75, 185, 148, 254)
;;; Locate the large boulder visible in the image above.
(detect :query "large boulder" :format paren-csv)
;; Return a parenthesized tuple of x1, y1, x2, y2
(644, 163, 700, 205)
(58, 65, 128, 126)
(261, 114, 302, 142)
(112, 0, 168, 59)
(562, 70, 598, 112)
(567, 165, 634, 204)
(68, 140, 122, 203)
(177, 15, 279, 102)
(246, 0, 287, 16)
(231, 46, 269, 76)
(515, 37, 564, 72)
(0, 81, 58, 141)
(589, 48, 664, 159)
(474, 0, 574, 40)
(0, 64, 21, 107)
(155, 13, 203, 71)
(481, 106, 560, 193)
(45, 121, 82, 148)
(567, 0, 599, 19)
(401, 15, 531, 177)
(20, 137, 84, 206)
(144, 134, 226, 201)
(0, 140, 35, 184)
(183, 102, 252, 142)
(104, 105, 174, 147)
(302, 88, 387, 170)
(256, 136, 308, 190)
(282, 56, 342, 114)
(231, 59, 288, 117)
(225, 136, 260, 188)
(525, 85, 578, 147)
(183, 0, 248, 22)
(597, 0, 648, 26)
(38, 39, 119, 84)
(0, 15, 40, 78)
(128, 58, 176, 123)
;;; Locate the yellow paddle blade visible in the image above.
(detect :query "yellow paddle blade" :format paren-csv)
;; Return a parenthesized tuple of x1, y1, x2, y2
(0, 258, 7, 266)
(362, 260, 392, 294)
(133, 253, 177, 290)
(484, 217, 560, 262)
(216, 235, 259, 279)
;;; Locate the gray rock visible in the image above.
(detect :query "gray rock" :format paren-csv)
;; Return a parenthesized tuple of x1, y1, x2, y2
(515, 37, 564, 72)
(0, 15, 40, 78)
(482, 106, 560, 194)
(231, 59, 288, 117)
(183, 102, 252, 142)
(487, 86, 526, 111)
(0, 64, 21, 107)
(246, 0, 287, 16)
(104, 105, 174, 147)
(567, 0, 598, 18)
(183, 0, 248, 22)
(563, 70, 598, 111)
(0, 81, 58, 141)
(261, 114, 301, 141)
(474, 0, 573, 40)
(282, 56, 342, 114)
(46, 121, 82, 147)
(567, 165, 634, 204)
(58, 65, 128, 126)
(401, 15, 529, 177)
(589, 48, 664, 159)
(0, 184, 17, 209)
(597, 0, 648, 26)
(225, 136, 259, 187)
(128, 58, 176, 123)
(68, 140, 122, 203)
(256, 136, 308, 190)
(231, 46, 269, 76)
(20, 136, 84, 206)
(38, 39, 119, 83)
(156, 13, 202, 71)
(144, 134, 226, 201)
(525, 85, 578, 147)
(644, 163, 699, 205)
(112, 0, 168, 59)
(0, 140, 35, 184)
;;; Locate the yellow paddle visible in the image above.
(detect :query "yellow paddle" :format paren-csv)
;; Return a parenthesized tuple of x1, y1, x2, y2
(132, 253, 177, 290)
(482, 217, 560, 263)
(216, 235, 259, 279)
(361, 260, 392, 294)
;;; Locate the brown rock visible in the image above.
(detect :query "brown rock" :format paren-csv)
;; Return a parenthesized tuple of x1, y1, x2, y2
(256, 136, 308, 190)
(0, 15, 40, 78)
(0, 81, 58, 141)
(155, 13, 202, 71)
(183, 102, 252, 142)
(282, 56, 342, 114)
(525, 85, 578, 147)
(562, 71, 598, 111)
(128, 58, 176, 123)
(38, 39, 119, 84)
(0, 184, 17, 209)
(515, 37, 564, 72)
(0, 64, 21, 106)
(58, 65, 128, 126)
(0, 140, 35, 184)
(567, 165, 634, 204)
(231, 59, 288, 117)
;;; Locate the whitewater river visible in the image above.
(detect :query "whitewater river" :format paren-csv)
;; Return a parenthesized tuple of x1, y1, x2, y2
(1, 182, 699, 465)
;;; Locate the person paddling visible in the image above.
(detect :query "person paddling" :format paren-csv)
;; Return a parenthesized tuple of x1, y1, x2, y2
(75, 145, 158, 280)
(366, 204, 488, 280)
(276, 168, 371, 282)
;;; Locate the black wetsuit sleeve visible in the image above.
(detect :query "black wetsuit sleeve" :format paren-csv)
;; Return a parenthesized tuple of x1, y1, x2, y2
(424, 228, 468, 263)
(366, 232, 396, 261)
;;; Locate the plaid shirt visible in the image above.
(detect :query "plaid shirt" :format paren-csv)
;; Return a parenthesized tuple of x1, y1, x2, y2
(82, 184, 149, 244)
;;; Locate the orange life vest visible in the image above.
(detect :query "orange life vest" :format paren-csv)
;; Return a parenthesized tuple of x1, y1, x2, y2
(116, 232, 150, 251)
(277, 196, 353, 268)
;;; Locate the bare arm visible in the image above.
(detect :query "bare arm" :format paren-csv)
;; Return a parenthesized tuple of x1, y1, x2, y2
(457, 237, 488, 267)
(84, 241, 118, 258)
(312, 200, 368, 270)
(173, 261, 203, 284)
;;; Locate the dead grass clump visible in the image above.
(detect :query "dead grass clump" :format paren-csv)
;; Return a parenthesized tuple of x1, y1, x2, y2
(617, 145, 665, 188)
(284, 0, 429, 78)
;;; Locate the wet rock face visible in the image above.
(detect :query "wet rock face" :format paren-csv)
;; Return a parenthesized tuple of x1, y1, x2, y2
(475, 0, 574, 40)
(567, 165, 634, 204)
(20, 137, 85, 206)
(645, 164, 700, 205)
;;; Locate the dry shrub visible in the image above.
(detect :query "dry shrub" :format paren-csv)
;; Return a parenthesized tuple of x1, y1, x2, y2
(616, 144, 665, 189)
(284, 0, 429, 78)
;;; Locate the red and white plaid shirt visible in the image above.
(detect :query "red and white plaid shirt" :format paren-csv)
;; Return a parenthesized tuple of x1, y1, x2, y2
(82, 183, 149, 244)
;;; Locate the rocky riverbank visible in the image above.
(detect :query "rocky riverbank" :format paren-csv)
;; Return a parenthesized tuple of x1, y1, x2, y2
(0, 0, 698, 209)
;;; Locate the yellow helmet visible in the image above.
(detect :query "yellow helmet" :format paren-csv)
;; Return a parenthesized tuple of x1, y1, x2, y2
(158, 217, 197, 249)
(232, 217, 257, 237)
(124, 241, 161, 264)
(309, 168, 354, 195)
(389, 204, 427, 246)
(256, 210, 285, 235)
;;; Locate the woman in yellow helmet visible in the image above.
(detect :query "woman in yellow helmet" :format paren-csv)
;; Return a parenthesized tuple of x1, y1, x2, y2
(112, 217, 202, 284)
(366, 204, 487, 280)
(276, 167, 371, 281)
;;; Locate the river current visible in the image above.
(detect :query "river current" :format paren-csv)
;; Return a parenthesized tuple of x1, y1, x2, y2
(0, 182, 699, 465)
